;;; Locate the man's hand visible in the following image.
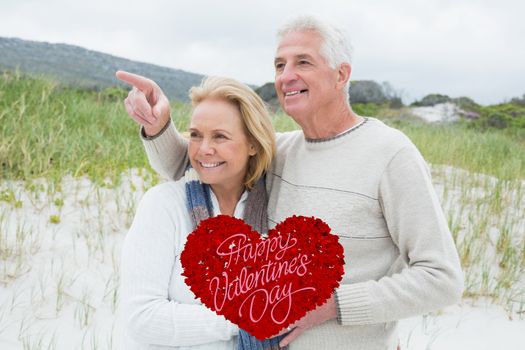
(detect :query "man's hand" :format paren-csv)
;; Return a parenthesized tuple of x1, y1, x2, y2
(279, 294, 338, 347)
(115, 70, 171, 137)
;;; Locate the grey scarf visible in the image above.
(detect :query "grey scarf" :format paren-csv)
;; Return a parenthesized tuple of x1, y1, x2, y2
(184, 167, 287, 350)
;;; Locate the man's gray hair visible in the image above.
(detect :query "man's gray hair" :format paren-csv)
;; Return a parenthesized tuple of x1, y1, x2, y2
(277, 15, 353, 100)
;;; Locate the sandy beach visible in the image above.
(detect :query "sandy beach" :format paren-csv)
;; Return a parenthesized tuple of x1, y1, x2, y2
(1, 166, 523, 349)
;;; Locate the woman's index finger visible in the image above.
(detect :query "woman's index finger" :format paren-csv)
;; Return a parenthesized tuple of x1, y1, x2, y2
(115, 70, 154, 92)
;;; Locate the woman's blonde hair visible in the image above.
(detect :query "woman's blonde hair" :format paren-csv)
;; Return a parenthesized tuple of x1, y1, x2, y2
(189, 76, 276, 189)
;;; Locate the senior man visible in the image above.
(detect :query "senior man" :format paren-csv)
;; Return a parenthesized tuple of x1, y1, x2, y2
(117, 15, 463, 350)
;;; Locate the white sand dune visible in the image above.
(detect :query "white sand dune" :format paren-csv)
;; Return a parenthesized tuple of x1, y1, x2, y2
(399, 302, 525, 349)
(410, 103, 461, 123)
(0, 166, 523, 349)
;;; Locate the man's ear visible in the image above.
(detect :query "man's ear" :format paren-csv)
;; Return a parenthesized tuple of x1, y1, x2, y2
(336, 63, 351, 90)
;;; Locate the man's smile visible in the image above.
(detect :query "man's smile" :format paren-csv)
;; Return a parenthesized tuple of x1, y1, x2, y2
(284, 89, 308, 97)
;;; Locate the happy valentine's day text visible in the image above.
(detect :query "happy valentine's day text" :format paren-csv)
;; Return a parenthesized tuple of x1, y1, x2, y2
(209, 232, 315, 324)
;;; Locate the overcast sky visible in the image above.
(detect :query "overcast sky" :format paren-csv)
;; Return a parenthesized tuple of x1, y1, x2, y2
(0, 0, 523, 105)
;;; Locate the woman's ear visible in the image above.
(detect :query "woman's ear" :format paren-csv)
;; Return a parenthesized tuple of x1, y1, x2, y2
(248, 143, 257, 156)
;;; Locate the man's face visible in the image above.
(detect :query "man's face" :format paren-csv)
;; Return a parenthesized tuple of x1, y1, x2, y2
(274, 30, 341, 122)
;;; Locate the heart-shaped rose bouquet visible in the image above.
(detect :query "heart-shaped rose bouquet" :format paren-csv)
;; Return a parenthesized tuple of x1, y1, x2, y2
(180, 215, 345, 340)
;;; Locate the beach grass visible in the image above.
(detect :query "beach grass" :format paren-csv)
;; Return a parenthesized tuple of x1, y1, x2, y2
(2, 72, 524, 183)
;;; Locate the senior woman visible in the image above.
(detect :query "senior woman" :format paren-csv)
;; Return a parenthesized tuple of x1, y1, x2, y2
(119, 75, 286, 349)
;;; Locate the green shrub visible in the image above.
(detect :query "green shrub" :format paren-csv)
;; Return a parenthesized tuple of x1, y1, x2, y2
(352, 103, 381, 117)
(411, 94, 451, 107)
(475, 103, 525, 130)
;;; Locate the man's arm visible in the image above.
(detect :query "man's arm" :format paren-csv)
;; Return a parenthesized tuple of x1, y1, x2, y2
(121, 186, 237, 346)
(279, 144, 464, 347)
(116, 71, 189, 180)
(335, 145, 464, 325)
(140, 120, 189, 180)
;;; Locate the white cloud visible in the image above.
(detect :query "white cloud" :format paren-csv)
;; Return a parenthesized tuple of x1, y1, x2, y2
(0, 0, 523, 104)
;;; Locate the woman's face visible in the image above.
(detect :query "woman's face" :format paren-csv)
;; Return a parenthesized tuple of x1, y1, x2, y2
(188, 98, 256, 189)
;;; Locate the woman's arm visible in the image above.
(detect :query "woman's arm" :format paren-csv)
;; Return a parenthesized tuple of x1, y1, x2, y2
(120, 185, 237, 346)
